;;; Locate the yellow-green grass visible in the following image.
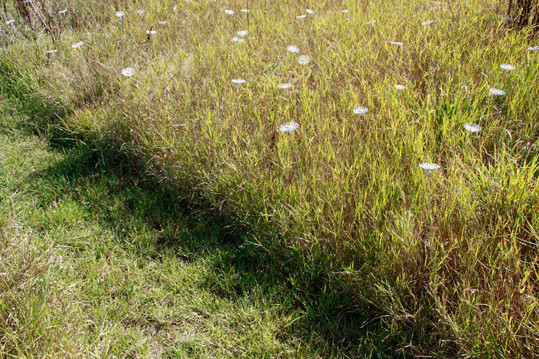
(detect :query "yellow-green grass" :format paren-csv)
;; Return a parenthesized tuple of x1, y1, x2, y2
(1, 0, 538, 356)
(0, 102, 385, 358)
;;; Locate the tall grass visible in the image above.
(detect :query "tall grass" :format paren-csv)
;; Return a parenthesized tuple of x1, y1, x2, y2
(1, 0, 538, 356)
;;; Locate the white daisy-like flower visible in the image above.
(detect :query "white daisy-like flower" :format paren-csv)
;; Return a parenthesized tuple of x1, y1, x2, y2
(46, 49, 58, 54)
(298, 55, 311, 65)
(422, 19, 434, 26)
(237, 30, 248, 37)
(394, 84, 406, 91)
(136, 10, 145, 15)
(287, 45, 300, 53)
(5, 19, 15, 25)
(146, 30, 157, 35)
(528, 46, 539, 51)
(306, 9, 314, 14)
(367, 20, 376, 25)
(158, 21, 167, 25)
(279, 122, 299, 133)
(115, 11, 125, 18)
(71, 41, 84, 48)
(232, 37, 244, 43)
(121, 67, 135, 77)
(353, 106, 369, 115)
(277, 83, 292, 89)
(389, 41, 403, 46)
(419, 162, 441, 176)
(342, 9, 349, 13)
(241, 9, 250, 13)
(489, 88, 505, 96)
(224, 9, 234, 15)
(296, 15, 307, 19)
(173, 5, 177, 11)
(58, 9, 68, 15)
(500, 63, 516, 71)
(231, 79, 246, 84)
(463, 123, 482, 134)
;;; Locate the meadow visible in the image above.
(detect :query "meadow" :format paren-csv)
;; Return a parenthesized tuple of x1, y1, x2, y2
(1, 0, 538, 357)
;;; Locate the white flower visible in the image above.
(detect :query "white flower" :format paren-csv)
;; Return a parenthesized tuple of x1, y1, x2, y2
(278, 83, 292, 89)
(232, 37, 244, 43)
(463, 123, 482, 134)
(232, 79, 246, 84)
(353, 106, 369, 115)
(46, 49, 58, 54)
(136, 10, 145, 15)
(237, 30, 248, 37)
(71, 41, 84, 48)
(115, 11, 125, 18)
(389, 41, 403, 46)
(489, 88, 505, 96)
(367, 20, 376, 25)
(306, 9, 314, 14)
(241, 9, 250, 13)
(158, 21, 167, 25)
(422, 19, 434, 26)
(342, 10, 349, 13)
(394, 84, 406, 91)
(298, 55, 311, 65)
(279, 122, 299, 133)
(121, 67, 135, 77)
(500, 63, 516, 71)
(528, 46, 539, 51)
(296, 15, 307, 19)
(287, 45, 300, 53)
(146, 30, 157, 35)
(5, 19, 15, 25)
(419, 162, 441, 176)
(58, 9, 68, 15)
(224, 9, 234, 15)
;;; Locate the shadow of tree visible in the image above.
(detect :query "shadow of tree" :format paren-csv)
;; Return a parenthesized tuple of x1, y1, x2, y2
(22, 137, 395, 357)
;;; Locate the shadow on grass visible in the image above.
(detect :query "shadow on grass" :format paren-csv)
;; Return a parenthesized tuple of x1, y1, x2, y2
(23, 136, 398, 357)
(0, 68, 397, 355)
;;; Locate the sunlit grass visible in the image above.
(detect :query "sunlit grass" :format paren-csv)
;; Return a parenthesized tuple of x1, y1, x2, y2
(1, 0, 538, 356)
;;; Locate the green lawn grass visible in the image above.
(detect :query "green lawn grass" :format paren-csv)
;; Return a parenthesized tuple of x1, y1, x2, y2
(0, 91, 400, 359)
(1, 0, 538, 356)
(0, 101, 390, 357)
